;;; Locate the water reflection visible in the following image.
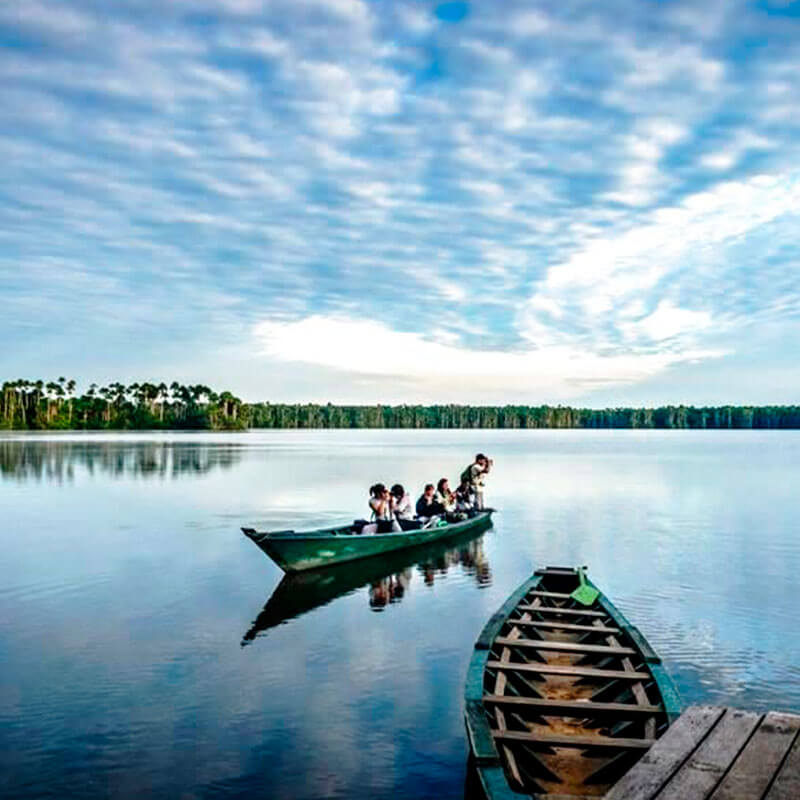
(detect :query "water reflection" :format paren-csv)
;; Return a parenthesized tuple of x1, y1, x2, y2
(242, 529, 492, 644)
(0, 438, 242, 482)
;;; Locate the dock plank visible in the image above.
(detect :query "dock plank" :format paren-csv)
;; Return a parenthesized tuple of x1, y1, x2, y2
(709, 712, 800, 800)
(656, 708, 762, 800)
(604, 706, 724, 800)
(765, 729, 800, 800)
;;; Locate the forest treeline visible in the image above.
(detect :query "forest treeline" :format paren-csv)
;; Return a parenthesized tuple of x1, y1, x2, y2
(1, 379, 248, 430)
(248, 403, 800, 429)
(3, 379, 799, 430)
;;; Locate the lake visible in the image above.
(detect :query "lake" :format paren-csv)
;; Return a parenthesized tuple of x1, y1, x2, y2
(1, 430, 799, 799)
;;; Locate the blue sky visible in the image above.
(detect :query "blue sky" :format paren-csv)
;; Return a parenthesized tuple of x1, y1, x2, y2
(2, 0, 799, 404)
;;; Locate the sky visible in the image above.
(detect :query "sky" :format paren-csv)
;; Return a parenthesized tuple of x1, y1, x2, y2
(2, 0, 800, 405)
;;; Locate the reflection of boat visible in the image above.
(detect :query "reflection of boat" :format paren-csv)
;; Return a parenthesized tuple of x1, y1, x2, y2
(464, 566, 681, 800)
(242, 510, 494, 572)
(241, 524, 491, 645)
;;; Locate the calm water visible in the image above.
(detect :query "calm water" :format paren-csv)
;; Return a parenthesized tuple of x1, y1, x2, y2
(1, 430, 799, 799)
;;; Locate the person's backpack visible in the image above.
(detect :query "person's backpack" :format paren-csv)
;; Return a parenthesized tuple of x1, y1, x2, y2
(460, 464, 473, 485)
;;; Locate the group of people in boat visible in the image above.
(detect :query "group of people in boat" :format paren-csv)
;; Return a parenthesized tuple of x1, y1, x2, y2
(361, 453, 492, 534)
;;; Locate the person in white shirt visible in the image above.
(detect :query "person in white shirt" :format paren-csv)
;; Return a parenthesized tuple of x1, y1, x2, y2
(391, 484, 413, 519)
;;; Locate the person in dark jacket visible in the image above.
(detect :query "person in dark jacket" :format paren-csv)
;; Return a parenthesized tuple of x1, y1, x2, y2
(415, 483, 443, 519)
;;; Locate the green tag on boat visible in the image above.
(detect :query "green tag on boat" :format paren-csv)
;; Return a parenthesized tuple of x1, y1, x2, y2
(570, 566, 600, 606)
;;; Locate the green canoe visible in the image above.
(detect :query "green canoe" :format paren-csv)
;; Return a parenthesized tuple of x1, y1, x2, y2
(242, 510, 494, 573)
(464, 565, 681, 800)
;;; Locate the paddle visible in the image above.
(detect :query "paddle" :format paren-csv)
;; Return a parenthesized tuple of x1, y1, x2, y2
(570, 566, 599, 606)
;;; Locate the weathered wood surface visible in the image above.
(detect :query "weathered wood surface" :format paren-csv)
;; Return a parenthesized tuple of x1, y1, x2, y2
(482, 695, 663, 716)
(484, 660, 652, 681)
(710, 712, 800, 800)
(765, 729, 800, 800)
(527, 590, 574, 599)
(656, 708, 761, 800)
(516, 604, 609, 618)
(505, 619, 621, 634)
(596, 618, 658, 740)
(605, 706, 725, 799)
(492, 605, 533, 789)
(493, 729, 655, 749)
(606, 705, 800, 800)
(492, 636, 636, 656)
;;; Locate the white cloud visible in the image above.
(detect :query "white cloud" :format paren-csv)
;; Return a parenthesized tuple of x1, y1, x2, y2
(253, 315, 714, 400)
(634, 302, 712, 341)
(520, 170, 800, 368)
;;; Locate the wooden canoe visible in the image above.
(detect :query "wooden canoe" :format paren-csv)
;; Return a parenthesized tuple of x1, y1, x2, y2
(464, 566, 681, 800)
(242, 510, 493, 572)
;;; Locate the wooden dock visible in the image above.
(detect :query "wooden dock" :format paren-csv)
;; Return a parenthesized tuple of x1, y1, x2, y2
(606, 705, 800, 799)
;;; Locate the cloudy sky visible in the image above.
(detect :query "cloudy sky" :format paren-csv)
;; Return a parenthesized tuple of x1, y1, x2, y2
(2, 0, 799, 404)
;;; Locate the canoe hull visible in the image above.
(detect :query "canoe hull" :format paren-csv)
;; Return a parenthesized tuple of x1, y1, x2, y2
(243, 510, 493, 572)
(464, 566, 681, 800)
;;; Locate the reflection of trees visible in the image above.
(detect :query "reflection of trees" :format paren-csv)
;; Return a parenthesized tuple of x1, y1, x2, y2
(0, 440, 242, 482)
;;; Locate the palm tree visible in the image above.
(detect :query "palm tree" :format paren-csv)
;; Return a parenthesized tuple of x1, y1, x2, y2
(99, 385, 114, 424)
(45, 381, 59, 423)
(157, 382, 168, 423)
(66, 379, 76, 424)
(13, 380, 28, 427)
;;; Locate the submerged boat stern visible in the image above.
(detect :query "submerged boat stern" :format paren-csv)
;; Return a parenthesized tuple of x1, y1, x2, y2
(465, 566, 681, 799)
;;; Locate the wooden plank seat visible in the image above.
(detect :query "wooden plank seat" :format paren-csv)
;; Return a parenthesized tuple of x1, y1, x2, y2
(485, 661, 652, 681)
(483, 696, 663, 717)
(493, 730, 656, 750)
(517, 604, 609, 618)
(493, 637, 636, 656)
(527, 590, 576, 599)
(506, 619, 621, 634)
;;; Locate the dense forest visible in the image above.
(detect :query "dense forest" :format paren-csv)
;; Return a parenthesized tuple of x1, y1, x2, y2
(3, 379, 799, 430)
(1, 379, 248, 430)
(248, 403, 800, 429)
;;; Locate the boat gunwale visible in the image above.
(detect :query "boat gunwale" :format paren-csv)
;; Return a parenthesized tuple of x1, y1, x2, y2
(464, 567, 682, 800)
